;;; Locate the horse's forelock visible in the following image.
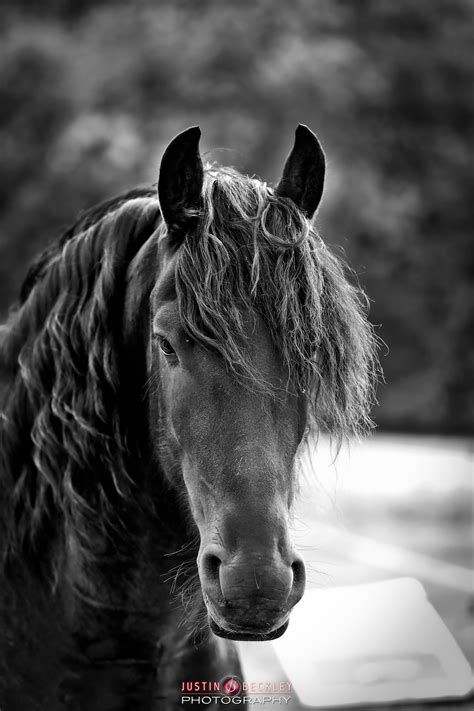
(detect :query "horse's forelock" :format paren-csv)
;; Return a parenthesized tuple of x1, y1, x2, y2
(1, 196, 160, 567)
(172, 165, 380, 442)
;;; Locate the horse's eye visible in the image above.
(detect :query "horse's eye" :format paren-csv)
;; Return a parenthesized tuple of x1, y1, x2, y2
(158, 337, 176, 357)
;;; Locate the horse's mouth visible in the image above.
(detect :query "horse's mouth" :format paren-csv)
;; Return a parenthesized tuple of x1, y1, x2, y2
(209, 616, 289, 642)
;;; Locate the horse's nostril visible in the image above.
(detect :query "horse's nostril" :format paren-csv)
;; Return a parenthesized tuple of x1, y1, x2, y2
(200, 549, 226, 604)
(202, 552, 222, 578)
(291, 557, 305, 585)
(290, 554, 306, 604)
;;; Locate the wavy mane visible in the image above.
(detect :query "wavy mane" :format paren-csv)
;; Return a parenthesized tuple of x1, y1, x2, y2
(0, 194, 160, 568)
(174, 165, 379, 439)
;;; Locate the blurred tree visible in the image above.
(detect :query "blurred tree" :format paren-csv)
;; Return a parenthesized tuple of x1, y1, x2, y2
(0, 0, 472, 433)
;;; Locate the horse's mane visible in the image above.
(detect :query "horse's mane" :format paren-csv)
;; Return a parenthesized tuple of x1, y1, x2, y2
(0, 190, 161, 568)
(173, 165, 379, 439)
(0, 165, 379, 573)
(19, 187, 156, 303)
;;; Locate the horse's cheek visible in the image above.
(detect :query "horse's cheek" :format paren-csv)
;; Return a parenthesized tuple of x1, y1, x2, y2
(165, 366, 198, 449)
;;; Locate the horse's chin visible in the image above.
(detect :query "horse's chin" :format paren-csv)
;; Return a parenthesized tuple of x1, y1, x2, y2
(209, 616, 289, 642)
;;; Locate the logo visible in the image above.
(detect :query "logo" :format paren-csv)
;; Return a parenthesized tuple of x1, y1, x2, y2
(180, 676, 292, 705)
(221, 676, 242, 697)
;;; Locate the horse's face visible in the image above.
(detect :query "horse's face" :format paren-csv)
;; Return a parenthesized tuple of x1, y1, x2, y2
(150, 261, 305, 640)
(151, 126, 325, 641)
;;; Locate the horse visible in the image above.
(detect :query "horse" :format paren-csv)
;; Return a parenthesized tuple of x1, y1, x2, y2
(0, 125, 378, 710)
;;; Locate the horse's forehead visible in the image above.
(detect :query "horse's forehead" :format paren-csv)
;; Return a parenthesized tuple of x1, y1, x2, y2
(152, 255, 177, 305)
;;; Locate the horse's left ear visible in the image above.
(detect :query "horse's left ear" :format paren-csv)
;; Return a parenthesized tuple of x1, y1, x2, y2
(158, 126, 204, 239)
(275, 124, 325, 219)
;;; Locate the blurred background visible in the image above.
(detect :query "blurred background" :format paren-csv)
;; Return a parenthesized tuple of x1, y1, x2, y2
(1, 0, 473, 697)
(1, 0, 473, 434)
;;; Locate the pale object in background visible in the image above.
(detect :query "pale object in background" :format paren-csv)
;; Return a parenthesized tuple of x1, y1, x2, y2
(238, 578, 473, 708)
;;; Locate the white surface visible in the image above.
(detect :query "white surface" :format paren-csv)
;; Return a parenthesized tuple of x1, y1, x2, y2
(269, 578, 473, 707)
(299, 434, 474, 502)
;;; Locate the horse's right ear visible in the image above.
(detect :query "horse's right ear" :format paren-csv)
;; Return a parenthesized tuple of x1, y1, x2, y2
(158, 126, 204, 240)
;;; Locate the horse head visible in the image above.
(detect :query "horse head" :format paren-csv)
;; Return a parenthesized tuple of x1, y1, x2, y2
(144, 126, 374, 641)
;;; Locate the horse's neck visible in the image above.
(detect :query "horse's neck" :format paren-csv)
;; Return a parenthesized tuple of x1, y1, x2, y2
(0, 509, 197, 710)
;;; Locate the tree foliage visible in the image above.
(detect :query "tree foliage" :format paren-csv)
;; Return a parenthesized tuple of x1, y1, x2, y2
(1, 0, 472, 432)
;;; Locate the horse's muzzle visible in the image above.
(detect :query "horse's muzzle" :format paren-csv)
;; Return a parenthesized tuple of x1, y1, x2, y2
(198, 544, 306, 641)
